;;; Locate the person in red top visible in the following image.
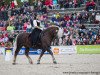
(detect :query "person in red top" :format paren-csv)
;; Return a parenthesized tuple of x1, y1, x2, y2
(11, 1, 15, 9)
(45, 0, 50, 6)
(86, 0, 96, 11)
(64, 14, 70, 21)
(45, 0, 52, 8)
(96, 35, 100, 44)
(23, 22, 28, 31)
(90, 0, 95, 10)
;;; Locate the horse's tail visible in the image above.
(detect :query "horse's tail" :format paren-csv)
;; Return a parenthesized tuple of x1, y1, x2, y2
(13, 34, 18, 54)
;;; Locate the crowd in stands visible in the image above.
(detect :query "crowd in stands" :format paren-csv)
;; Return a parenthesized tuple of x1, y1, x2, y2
(0, 0, 100, 47)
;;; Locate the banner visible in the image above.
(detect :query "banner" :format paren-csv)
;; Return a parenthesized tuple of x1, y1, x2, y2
(77, 45, 100, 54)
(51, 46, 76, 54)
(3, 45, 100, 55)
(18, 48, 49, 55)
(12, 46, 76, 55)
(52, 47, 59, 54)
(17, 46, 76, 55)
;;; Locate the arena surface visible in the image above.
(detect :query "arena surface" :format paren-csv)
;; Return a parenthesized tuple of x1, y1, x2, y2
(0, 54, 100, 75)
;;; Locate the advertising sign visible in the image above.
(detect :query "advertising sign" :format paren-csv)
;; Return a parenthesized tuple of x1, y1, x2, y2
(18, 48, 49, 55)
(77, 45, 100, 54)
(59, 46, 76, 54)
(51, 46, 76, 54)
(52, 47, 59, 54)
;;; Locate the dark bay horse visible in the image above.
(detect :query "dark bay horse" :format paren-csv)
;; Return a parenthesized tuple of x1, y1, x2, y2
(13, 26, 63, 65)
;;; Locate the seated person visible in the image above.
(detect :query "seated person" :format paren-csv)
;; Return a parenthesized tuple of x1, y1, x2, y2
(86, 0, 96, 11)
(29, 22, 42, 46)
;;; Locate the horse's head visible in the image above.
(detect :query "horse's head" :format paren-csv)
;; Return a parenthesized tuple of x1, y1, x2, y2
(42, 26, 59, 39)
(47, 26, 64, 46)
(48, 26, 59, 37)
(44, 26, 64, 39)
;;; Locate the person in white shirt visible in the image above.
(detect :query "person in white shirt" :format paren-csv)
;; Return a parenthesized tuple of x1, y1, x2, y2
(29, 21, 42, 46)
(2, 35, 9, 43)
(33, 17, 38, 27)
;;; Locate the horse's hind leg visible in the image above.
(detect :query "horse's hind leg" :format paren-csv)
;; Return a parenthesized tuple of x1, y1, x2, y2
(25, 48, 33, 64)
(37, 50, 45, 64)
(47, 48, 57, 64)
(12, 47, 20, 65)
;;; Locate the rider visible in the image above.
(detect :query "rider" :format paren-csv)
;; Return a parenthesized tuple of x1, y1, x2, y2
(30, 20, 42, 46)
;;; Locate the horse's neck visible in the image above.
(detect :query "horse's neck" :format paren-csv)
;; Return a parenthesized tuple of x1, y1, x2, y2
(42, 30, 55, 42)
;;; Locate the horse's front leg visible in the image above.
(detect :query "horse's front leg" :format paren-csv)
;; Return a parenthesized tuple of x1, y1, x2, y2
(47, 48, 57, 64)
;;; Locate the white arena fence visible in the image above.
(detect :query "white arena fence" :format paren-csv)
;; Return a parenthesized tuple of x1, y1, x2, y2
(0, 45, 100, 56)
(0, 45, 100, 61)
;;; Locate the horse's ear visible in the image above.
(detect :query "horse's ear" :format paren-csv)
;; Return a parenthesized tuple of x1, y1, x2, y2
(56, 30, 58, 32)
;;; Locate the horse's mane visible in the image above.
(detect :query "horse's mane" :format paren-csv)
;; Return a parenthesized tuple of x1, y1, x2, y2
(43, 26, 59, 33)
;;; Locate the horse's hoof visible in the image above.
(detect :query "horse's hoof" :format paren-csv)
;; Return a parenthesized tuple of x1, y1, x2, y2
(12, 63, 16, 65)
(53, 61, 57, 64)
(30, 62, 33, 64)
(37, 62, 40, 64)
(37, 60, 40, 64)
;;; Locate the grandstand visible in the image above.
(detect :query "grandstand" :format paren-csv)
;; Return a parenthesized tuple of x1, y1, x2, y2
(0, 0, 100, 47)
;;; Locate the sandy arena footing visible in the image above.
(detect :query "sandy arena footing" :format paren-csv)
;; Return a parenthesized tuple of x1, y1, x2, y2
(0, 54, 100, 75)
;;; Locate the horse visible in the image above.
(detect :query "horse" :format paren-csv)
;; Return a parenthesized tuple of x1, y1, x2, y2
(12, 26, 63, 65)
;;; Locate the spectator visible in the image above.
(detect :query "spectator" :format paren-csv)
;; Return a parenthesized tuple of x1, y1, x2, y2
(0, 33, 3, 43)
(86, 0, 96, 11)
(64, 14, 70, 21)
(90, 12, 95, 23)
(69, 0, 73, 8)
(66, 36, 73, 45)
(96, 35, 100, 44)
(14, 20, 23, 30)
(55, 12, 60, 19)
(7, 22, 15, 32)
(2, 34, 9, 43)
(80, 24, 86, 29)
(0, 0, 99, 46)
(10, 1, 15, 9)
(23, 21, 28, 31)
(26, 21, 32, 33)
